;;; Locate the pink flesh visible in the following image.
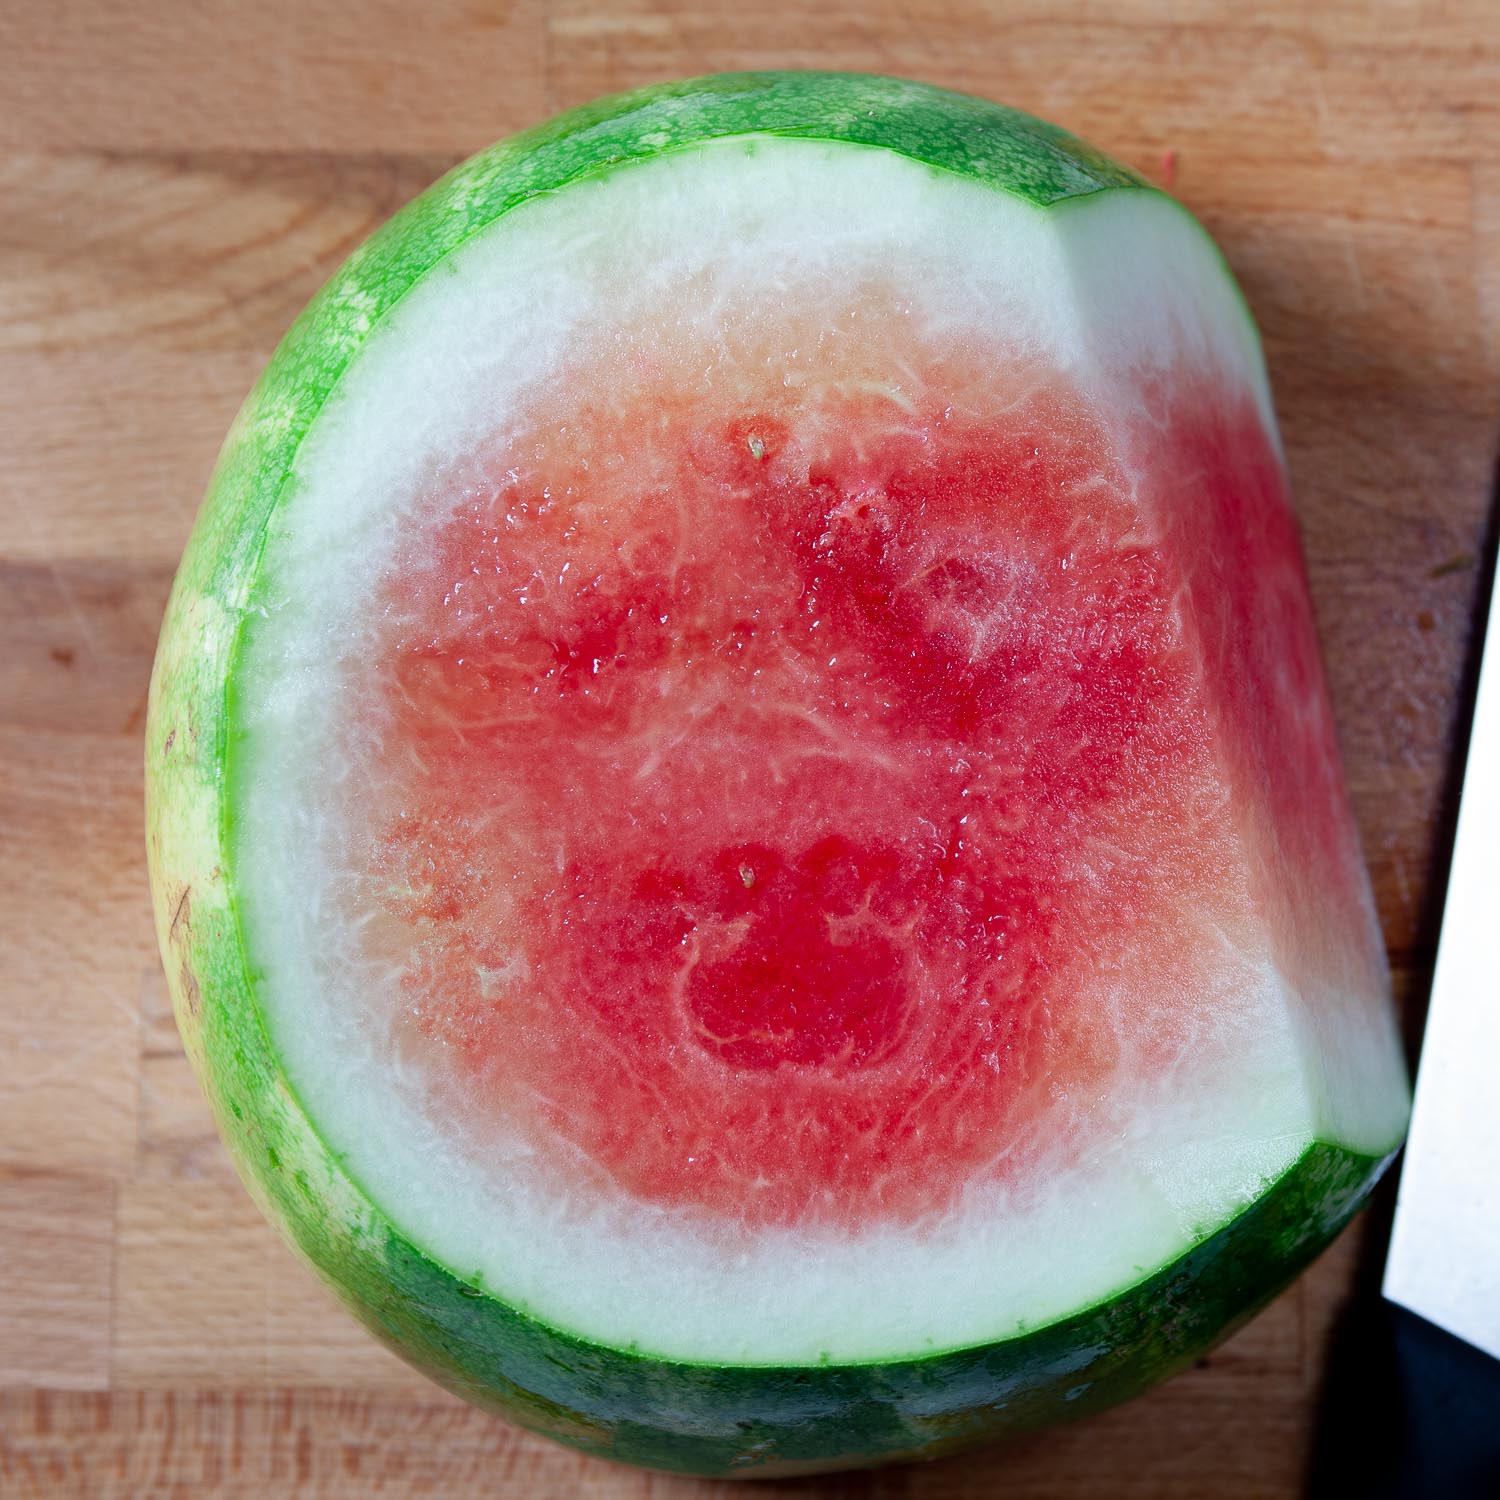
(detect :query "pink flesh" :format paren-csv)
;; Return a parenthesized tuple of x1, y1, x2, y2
(1150, 381, 1381, 1000)
(349, 333, 1362, 1232)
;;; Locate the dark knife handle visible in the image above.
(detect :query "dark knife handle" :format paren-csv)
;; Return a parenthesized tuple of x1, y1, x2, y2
(1308, 1298, 1500, 1497)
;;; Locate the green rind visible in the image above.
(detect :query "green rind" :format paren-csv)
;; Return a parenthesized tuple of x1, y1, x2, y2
(146, 71, 1399, 1477)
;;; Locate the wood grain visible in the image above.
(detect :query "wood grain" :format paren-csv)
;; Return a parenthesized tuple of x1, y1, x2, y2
(0, 1179, 115, 1391)
(2, 0, 1498, 1494)
(0, 0, 549, 154)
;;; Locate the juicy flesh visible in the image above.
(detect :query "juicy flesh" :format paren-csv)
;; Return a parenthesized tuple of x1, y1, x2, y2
(344, 296, 1349, 1233)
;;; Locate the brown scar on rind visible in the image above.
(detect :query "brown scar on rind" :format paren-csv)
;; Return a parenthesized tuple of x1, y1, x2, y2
(169, 884, 192, 944)
(178, 955, 202, 1020)
(164, 729, 177, 754)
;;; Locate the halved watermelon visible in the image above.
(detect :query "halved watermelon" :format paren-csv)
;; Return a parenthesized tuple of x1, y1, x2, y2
(147, 72, 1409, 1475)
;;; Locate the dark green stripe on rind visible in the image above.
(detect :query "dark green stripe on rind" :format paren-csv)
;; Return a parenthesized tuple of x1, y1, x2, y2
(146, 71, 1396, 1478)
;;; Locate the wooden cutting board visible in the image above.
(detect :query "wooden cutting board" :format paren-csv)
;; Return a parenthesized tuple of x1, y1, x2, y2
(2, 1, 1497, 1495)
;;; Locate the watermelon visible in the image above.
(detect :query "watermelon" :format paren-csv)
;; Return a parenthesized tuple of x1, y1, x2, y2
(146, 72, 1410, 1476)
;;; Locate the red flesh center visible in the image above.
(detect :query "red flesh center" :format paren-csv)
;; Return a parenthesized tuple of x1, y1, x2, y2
(349, 317, 1337, 1232)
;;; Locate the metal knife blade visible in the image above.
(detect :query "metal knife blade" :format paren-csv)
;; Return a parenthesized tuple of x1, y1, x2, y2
(1384, 550, 1500, 1361)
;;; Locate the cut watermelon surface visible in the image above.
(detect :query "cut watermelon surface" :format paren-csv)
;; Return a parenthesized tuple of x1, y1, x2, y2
(149, 74, 1409, 1474)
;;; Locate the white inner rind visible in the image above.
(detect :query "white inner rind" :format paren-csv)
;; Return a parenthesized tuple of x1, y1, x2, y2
(232, 138, 1402, 1364)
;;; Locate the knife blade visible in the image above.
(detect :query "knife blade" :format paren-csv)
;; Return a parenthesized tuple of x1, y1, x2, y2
(1384, 546, 1500, 1361)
